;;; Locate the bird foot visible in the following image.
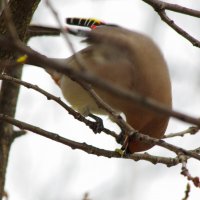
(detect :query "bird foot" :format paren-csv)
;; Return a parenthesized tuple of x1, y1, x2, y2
(88, 113, 104, 133)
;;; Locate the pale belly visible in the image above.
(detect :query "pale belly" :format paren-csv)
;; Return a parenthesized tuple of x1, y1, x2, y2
(60, 75, 108, 116)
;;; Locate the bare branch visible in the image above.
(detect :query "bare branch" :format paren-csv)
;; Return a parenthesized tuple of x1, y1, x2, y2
(180, 155, 200, 188)
(45, 0, 78, 59)
(27, 25, 61, 38)
(164, 126, 199, 139)
(158, 10, 200, 47)
(142, 0, 200, 18)
(0, 73, 118, 139)
(0, 113, 183, 166)
(142, 0, 200, 47)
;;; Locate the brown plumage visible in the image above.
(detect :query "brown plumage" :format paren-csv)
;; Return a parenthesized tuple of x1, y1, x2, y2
(47, 25, 172, 153)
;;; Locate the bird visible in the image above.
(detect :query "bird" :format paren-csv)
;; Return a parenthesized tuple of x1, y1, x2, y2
(47, 18, 172, 153)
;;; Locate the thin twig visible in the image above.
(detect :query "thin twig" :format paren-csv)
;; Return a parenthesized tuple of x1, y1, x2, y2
(27, 25, 61, 38)
(180, 154, 200, 188)
(158, 10, 200, 47)
(45, 0, 78, 58)
(164, 126, 199, 139)
(0, 113, 183, 166)
(79, 83, 133, 140)
(0, 73, 118, 139)
(141, 0, 200, 47)
(142, 0, 200, 18)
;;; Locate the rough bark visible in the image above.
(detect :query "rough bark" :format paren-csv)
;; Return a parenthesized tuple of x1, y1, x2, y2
(0, 0, 41, 198)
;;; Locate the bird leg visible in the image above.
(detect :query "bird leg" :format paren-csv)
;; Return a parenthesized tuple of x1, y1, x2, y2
(88, 113, 104, 134)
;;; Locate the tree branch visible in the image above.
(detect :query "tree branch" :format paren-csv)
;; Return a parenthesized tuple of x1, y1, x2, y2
(142, 0, 200, 18)
(0, 73, 118, 139)
(142, 0, 200, 47)
(0, 113, 182, 166)
(158, 10, 200, 47)
(164, 126, 199, 139)
(27, 25, 61, 38)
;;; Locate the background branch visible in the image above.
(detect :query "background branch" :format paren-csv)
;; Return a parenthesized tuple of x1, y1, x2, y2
(164, 126, 199, 139)
(142, 0, 200, 47)
(142, 0, 200, 18)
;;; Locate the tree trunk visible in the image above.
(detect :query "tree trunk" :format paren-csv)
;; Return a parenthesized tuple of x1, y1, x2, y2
(0, 0, 41, 198)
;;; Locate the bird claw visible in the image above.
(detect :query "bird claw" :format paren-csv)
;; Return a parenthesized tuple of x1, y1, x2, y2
(88, 113, 104, 133)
